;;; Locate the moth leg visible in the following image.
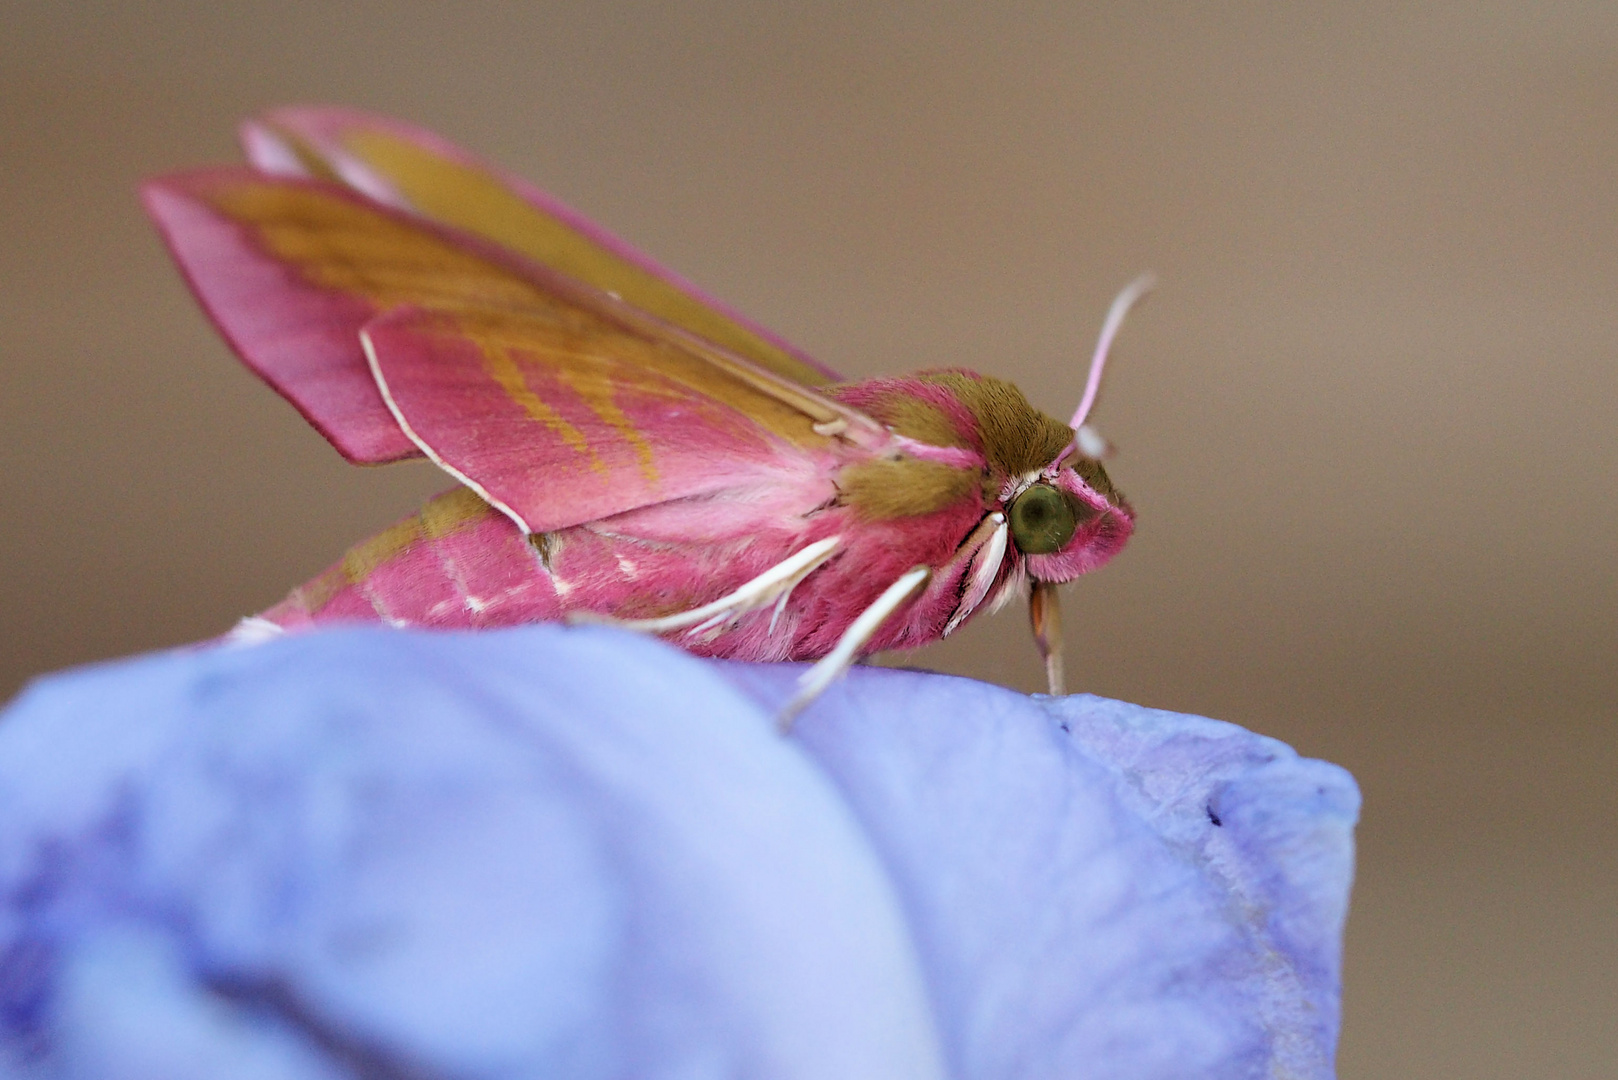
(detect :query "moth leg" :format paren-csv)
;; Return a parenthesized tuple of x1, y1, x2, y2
(1029, 580, 1065, 696)
(572, 536, 841, 635)
(943, 512, 1009, 636)
(779, 565, 932, 732)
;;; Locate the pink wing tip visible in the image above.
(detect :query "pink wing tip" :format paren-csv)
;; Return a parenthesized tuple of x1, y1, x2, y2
(138, 167, 423, 466)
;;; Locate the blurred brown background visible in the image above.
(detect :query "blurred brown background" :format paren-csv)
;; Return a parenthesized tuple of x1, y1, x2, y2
(2, 2, 1614, 1075)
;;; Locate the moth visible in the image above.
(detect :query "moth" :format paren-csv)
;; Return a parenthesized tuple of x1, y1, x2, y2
(143, 108, 1148, 722)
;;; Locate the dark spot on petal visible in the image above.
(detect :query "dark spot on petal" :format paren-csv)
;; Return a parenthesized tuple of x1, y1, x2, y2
(1206, 805, 1223, 827)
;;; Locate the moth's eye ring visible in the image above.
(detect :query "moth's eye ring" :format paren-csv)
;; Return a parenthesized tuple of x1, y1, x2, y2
(1008, 483, 1088, 554)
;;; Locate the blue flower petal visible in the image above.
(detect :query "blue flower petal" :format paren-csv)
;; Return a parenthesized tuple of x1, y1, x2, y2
(0, 627, 1357, 1080)
(0, 627, 946, 1080)
(718, 665, 1359, 1080)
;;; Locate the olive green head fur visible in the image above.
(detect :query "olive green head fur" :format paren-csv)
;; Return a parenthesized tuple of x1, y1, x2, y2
(913, 372, 1073, 476)
(828, 370, 1121, 522)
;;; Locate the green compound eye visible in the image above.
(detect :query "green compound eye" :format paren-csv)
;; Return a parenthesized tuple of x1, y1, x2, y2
(1008, 483, 1081, 555)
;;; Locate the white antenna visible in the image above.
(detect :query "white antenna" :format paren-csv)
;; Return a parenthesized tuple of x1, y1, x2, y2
(1069, 272, 1156, 431)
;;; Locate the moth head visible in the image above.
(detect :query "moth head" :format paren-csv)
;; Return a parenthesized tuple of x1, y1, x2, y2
(1008, 458, 1133, 583)
(1012, 271, 1151, 581)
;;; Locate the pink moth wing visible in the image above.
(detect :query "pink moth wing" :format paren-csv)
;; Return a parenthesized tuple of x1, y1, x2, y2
(360, 304, 860, 533)
(145, 106, 847, 466)
(240, 106, 840, 386)
(142, 167, 893, 534)
(142, 175, 417, 462)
